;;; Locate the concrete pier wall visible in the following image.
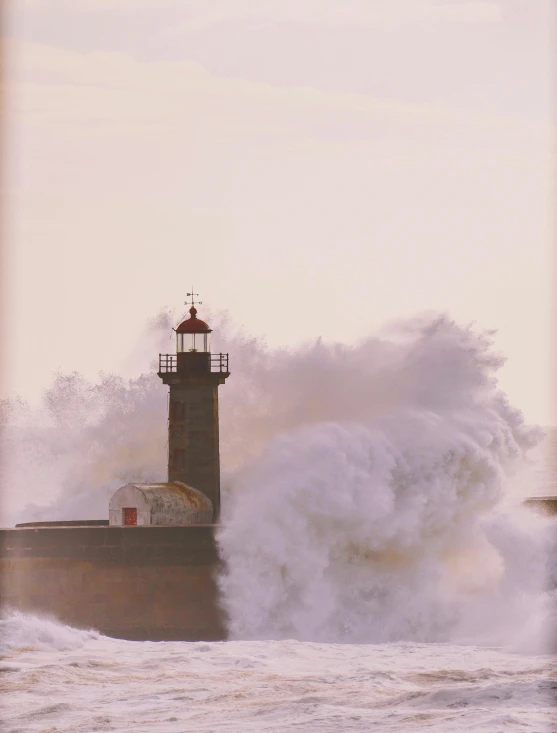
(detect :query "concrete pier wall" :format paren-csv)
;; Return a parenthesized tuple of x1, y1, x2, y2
(523, 497, 557, 516)
(0, 525, 226, 641)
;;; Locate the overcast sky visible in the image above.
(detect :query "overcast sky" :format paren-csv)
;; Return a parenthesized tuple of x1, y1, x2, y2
(3, 0, 555, 423)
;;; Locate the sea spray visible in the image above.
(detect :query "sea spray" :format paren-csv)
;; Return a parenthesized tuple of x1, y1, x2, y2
(0, 313, 175, 525)
(216, 316, 549, 645)
(217, 417, 548, 644)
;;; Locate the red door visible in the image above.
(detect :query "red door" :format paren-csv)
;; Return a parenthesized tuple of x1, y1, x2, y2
(123, 507, 137, 526)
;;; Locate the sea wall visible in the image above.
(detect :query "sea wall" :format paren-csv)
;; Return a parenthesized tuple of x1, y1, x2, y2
(0, 525, 226, 641)
(523, 497, 557, 516)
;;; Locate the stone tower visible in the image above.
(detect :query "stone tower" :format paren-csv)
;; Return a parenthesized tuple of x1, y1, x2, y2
(158, 298, 229, 521)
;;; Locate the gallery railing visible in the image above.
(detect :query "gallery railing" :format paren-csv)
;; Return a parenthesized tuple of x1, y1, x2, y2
(158, 353, 229, 373)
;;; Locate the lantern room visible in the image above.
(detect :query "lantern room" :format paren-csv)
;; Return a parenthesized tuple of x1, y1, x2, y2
(176, 307, 212, 353)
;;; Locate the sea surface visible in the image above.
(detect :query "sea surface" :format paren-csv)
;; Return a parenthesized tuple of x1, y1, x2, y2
(1, 612, 555, 733)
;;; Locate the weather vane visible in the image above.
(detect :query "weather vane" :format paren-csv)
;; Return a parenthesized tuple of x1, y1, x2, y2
(185, 289, 202, 308)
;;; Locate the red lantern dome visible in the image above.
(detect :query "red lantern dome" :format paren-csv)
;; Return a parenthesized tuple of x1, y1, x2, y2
(176, 307, 212, 334)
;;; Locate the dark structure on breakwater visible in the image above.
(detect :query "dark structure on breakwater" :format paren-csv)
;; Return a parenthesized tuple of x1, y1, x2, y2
(0, 297, 230, 641)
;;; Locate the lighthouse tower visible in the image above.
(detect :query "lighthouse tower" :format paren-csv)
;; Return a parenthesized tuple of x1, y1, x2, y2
(157, 294, 229, 521)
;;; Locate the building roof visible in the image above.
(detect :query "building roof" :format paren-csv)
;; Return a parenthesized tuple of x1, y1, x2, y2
(124, 482, 213, 512)
(176, 307, 212, 333)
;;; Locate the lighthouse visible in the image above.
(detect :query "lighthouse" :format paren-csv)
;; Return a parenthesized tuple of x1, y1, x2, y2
(157, 294, 229, 521)
(108, 294, 229, 527)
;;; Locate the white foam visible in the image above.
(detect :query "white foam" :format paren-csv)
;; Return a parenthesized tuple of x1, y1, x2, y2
(0, 610, 100, 655)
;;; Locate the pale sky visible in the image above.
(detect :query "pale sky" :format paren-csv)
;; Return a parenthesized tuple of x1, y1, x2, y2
(3, 0, 555, 424)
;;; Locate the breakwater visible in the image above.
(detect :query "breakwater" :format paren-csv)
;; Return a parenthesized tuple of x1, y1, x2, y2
(0, 525, 225, 641)
(523, 497, 557, 515)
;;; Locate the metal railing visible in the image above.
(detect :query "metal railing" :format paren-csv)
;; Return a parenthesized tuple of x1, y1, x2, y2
(159, 354, 177, 373)
(210, 353, 229, 373)
(158, 353, 229, 373)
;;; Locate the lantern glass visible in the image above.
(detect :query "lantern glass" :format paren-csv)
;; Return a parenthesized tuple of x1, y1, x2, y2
(176, 332, 211, 353)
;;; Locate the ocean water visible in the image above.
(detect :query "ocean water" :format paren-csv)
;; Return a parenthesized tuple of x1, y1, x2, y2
(1, 612, 555, 733)
(2, 315, 556, 730)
